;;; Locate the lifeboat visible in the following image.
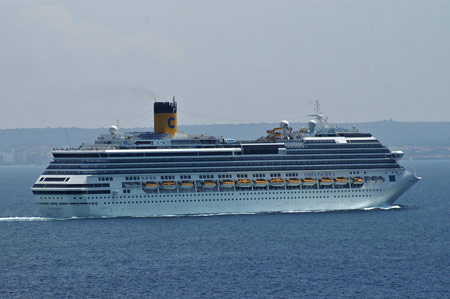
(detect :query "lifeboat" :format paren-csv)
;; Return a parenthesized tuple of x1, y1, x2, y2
(302, 178, 316, 186)
(270, 178, 285, 187)
(334, 177, 349, 185)
(237, 179, 252, 188)
(161, 181, 177, 190)
(287, 178, 301, 187)
(319, 177, 333, 186)
(254, 179, 269, 188)
(352, 177, 364, 185)
(142, 181, 158, 191)
(179, 180, 194, 189)
(220, 180, 235, 189)
(201, 180, 217, 189)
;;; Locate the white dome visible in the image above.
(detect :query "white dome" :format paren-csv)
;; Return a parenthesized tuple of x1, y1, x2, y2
(308, 120, 317, 133)
(109, 125, 118, 135)
(280, 120, 290, 129)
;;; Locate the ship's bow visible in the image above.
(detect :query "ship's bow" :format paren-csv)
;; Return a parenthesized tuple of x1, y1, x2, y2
(385, 170, 421, 206)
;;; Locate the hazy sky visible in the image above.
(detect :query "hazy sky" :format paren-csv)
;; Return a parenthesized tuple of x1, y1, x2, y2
(0, 0, 449, 129)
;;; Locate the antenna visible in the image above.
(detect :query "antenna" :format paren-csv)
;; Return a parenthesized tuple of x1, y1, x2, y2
(315, 99, 321, 115)
(117, 119, 120, 130)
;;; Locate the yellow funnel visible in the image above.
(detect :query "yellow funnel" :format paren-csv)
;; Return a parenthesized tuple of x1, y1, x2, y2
(154, 99, 177, 136)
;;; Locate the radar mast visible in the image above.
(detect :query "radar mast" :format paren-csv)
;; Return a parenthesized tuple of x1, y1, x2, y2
(307, 99, 333, 130)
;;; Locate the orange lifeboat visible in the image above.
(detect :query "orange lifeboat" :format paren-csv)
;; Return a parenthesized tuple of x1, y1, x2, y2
(237, 179, 252, 188)
(201, 180, 217, 189)
(179, 181, 194, 189)
(287, 178, 301, 187)
(220, 180, 235, 189)
(334, 177, 349, 185)
(353, 177, 364, 185)
(319, 177, 333, 186)
(143, 181, 158, 191)
(302, 178, 316, 186)
(270, 178, 285, 187)
(254, 179, 269, 188)
(161, 181, 177, 190)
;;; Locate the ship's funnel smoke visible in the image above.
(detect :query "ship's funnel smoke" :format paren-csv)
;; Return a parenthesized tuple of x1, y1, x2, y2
(80, 85, 158, 100)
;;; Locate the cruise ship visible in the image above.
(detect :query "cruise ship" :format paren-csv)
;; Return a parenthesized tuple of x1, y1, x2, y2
(32, 99, 420, 217)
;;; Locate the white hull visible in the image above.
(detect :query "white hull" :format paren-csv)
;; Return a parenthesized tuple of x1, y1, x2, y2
(35, 170, 420, 218)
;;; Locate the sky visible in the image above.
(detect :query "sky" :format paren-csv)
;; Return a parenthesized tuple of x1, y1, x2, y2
(0, 0, 449, 129)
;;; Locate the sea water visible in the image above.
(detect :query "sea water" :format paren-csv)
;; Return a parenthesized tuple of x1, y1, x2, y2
(0, 161, 449, 298)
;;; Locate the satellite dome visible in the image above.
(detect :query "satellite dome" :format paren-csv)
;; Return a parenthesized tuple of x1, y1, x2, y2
(280, 120, 290, 129)
(308, 120, 317, 133)
(109, 125, 118, 135)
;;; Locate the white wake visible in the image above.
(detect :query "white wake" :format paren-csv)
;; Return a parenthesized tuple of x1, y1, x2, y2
(0, 206, 404, 222)
(363, 205, 402, 211)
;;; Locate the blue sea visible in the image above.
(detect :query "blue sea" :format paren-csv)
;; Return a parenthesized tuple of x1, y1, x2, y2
(0, 160, 449, 298)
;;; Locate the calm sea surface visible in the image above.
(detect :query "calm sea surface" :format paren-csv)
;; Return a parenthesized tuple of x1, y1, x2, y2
(0, 160, 449, 298)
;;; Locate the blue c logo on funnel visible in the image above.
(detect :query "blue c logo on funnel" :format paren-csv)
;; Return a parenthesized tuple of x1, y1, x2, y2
(168, 117, 175, 129)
